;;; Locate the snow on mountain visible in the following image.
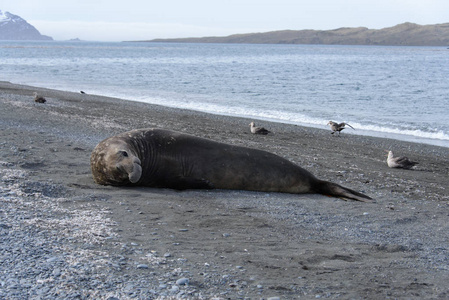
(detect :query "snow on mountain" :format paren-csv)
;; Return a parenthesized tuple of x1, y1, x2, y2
(0, 10, 9, 22)
(0, 10, 53, 40)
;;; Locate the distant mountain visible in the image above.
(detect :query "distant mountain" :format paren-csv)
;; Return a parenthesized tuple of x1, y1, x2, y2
(145, 23, 449, 46)
(0, 10, 53, 40)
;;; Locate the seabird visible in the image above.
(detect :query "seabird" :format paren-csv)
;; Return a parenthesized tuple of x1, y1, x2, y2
(33, 92, 46, 103)
(327, 121, 354, 135)
(387, 151, 418, 169)
(249, 122, 270, 135)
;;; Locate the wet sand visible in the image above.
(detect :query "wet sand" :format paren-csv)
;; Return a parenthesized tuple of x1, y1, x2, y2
(1, 81, 449, 299)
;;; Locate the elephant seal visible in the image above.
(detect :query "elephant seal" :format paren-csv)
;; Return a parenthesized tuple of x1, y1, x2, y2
(91, 128, 372, 202)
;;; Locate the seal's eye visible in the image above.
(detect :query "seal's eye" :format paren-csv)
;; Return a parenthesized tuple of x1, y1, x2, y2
(120, 151, 128, 157)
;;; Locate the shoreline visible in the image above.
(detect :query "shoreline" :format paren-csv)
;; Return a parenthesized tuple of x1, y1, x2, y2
(3, 80, 449, 149)
(1, 81, 449, 298)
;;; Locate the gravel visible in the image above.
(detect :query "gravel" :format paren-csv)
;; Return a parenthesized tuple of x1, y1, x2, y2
(2, 82, 449, 299)
(0, 166, 282, 299)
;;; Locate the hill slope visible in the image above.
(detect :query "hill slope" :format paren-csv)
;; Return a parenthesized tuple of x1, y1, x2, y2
(146, 23, 449, 46)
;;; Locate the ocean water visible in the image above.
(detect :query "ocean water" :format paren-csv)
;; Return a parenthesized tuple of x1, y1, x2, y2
(1, 41, 448, 147)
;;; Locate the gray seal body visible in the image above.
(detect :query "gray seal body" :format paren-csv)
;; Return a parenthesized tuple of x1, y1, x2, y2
(91, 128, 372, 202)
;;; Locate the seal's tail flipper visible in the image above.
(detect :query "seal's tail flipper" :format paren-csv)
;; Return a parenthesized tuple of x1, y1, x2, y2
(315, 180, 374, 202)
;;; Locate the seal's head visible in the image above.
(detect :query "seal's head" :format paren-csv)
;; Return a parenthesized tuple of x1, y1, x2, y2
(91, 139, 142, 185)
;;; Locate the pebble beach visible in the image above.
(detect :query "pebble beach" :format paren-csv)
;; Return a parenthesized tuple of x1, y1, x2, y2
(1, 81, 449, 299)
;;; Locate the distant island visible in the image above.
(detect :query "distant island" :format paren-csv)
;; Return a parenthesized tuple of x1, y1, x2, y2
(142, 22, 449, 46)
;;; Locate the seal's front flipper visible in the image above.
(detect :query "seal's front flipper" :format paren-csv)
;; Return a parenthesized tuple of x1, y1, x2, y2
(169, 176, 215, 190)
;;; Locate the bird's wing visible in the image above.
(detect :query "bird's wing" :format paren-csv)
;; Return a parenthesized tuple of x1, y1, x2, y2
(255, 127, 269, 134)
(395, 156, 411, 164)
(396, 157, 418, 167)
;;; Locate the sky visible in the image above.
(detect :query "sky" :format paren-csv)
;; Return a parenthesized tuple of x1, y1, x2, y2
(2, 0, 449, 41)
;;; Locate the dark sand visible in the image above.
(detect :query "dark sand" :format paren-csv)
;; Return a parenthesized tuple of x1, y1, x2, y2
(1, 81, 449, 299)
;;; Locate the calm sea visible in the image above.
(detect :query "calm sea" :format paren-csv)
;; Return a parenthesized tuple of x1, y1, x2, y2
(1, 41, 448, 147)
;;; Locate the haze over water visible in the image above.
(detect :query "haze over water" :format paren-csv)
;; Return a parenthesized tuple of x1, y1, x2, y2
(1, 41, 448, 147)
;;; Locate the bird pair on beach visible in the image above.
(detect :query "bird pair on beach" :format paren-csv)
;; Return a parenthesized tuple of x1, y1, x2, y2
(250, 121, 354, 136)
(250, 120, 354, 136)
(33, 91, 86, 104)
(327, 120, 418, 169)
(326, 120, 418, 169)
(250, 121, 352, 136)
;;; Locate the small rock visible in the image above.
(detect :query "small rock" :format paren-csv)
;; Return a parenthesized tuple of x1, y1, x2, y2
(46, 256, 58, 263)
(52, 268, 61, 277)
(176, 277, 189, 286)
(137, 264, 149, 269)
(0, 224, 11, 229)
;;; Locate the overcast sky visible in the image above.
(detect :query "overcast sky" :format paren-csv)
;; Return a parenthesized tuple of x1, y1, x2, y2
(2, 0, 449, 41)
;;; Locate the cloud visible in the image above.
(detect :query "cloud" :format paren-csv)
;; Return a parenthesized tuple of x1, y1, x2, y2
(30, 20, 249, 41)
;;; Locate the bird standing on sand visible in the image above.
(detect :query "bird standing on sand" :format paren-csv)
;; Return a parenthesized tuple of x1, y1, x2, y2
(387, 151, 418, 169)
(327, 121, 354, 135)
(33, 92, 46, 103)
(249, 122, 270, 135)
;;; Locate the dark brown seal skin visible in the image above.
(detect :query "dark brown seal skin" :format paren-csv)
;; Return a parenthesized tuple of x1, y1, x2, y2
(91, 128, 373, 202)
